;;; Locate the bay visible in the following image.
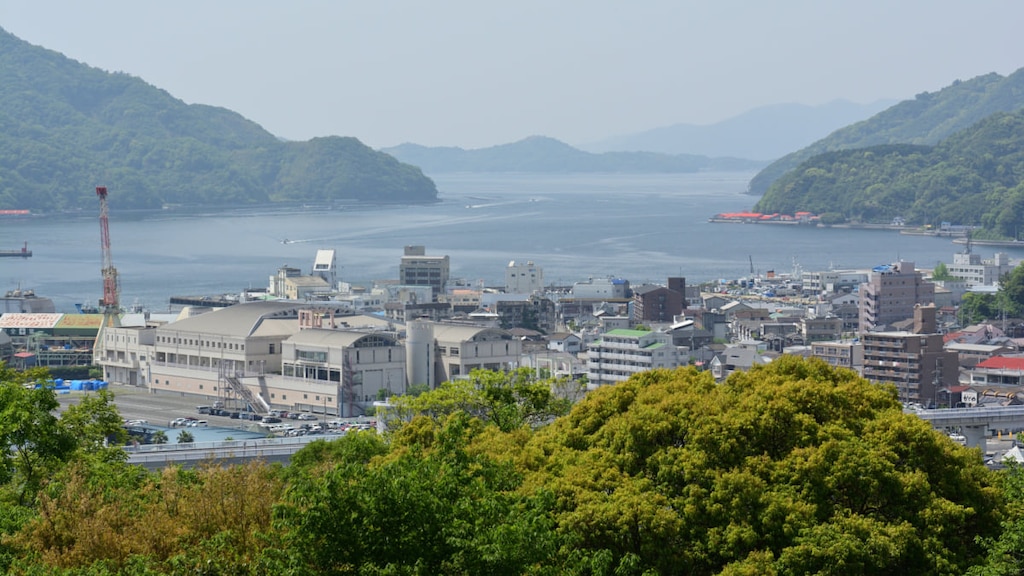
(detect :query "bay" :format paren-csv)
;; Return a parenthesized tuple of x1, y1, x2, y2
(1, 171, 1020, 313)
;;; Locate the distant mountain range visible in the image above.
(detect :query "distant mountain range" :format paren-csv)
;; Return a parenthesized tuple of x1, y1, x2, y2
(381, 136, 766, 174)
(579, 100, 896, 161)
(748, 69, 1024, 196)
(0, 27, 437, 211)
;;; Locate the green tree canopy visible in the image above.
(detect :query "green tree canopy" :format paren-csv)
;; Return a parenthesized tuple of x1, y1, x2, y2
(392, 367, 577, 433)
(509, 357, 1001, 574)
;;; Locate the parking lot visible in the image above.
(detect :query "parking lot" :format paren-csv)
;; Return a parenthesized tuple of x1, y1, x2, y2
(56, 384, 375, 438)
(56, 385, 259, 430)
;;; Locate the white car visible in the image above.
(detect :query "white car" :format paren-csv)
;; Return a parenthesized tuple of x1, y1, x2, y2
(297, 413, 317, 421)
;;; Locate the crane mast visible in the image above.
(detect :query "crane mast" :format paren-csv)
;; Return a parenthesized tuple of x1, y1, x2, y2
(96, 186, 120, 325)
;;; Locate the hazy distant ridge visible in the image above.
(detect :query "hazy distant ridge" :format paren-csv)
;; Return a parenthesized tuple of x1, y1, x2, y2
(0, 27, 437, 211)
(747, 69, 1024, 195)
(581, 100, 895, 160)
(381, 136, 765, 174)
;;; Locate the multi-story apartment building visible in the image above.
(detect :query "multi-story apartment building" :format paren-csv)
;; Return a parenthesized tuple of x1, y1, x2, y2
(801, 317, 844, 343)
(858, 261, 935, 333)
(632, 284, 684, 324)
(811, 340, 863, 373)
(494, 295, 556, 333)
(860, 306, 957, 405)
(586, 328, 684, 388)
(505, 260, 544, 294)
(399, 245, 450, 302)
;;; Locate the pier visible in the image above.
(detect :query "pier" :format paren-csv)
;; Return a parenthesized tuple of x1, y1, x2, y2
(0, 242, 31, 258)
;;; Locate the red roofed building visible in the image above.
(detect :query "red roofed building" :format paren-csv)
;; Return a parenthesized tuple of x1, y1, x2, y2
(968, 355, 1024, 387)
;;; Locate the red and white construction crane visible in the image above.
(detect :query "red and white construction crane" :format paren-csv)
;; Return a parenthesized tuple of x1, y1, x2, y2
(96, 186, 120, 327)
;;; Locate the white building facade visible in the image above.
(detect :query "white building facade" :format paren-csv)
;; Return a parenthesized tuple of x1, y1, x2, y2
(505, 260, 544, 294)
(586, 328, 685, 388)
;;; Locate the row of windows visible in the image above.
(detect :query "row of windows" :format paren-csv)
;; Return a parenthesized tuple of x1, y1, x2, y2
(156, 335, 245, 351)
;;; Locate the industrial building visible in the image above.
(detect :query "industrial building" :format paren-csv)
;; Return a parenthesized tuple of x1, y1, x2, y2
(95, 302, 523, 417)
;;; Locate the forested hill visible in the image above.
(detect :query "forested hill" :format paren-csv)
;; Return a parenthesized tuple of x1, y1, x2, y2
(752, 110, 1024, 237)
(747, 69, 1024, 196)
(0, 27, 437, 211)
(381, 136, 766, 174)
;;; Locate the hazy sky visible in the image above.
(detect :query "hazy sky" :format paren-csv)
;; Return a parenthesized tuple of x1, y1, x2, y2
(2, 1, 1021, 149)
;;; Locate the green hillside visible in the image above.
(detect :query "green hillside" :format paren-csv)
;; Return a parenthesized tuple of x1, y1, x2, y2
(752, 110, 1024, 237)
(382, 135, 765, 174)
(0, 27, 437, 211)
(747, 69, 1024, 196)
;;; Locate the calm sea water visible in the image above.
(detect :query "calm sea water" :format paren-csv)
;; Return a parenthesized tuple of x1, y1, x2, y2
(2, 172, 1021, 313)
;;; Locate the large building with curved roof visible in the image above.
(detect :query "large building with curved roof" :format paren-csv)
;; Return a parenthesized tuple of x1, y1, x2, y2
(96, 302, 522, 417)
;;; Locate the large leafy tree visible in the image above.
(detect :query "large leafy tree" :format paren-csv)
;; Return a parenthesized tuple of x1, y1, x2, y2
(392, 367, 577, 433)
(998, 263, 1024, 319)
(511, 357, 1001, 575)
(0, 364, 78, 506)
(275, 414, 556, 575)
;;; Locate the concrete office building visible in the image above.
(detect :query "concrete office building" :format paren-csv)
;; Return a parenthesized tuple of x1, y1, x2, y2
(505, 260, 544, 294)
(399, 246, 450, 302)
(947, 251, 1011, 287)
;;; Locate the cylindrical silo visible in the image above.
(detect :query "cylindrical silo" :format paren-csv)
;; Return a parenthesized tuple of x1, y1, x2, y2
(406, 320, 434, 389)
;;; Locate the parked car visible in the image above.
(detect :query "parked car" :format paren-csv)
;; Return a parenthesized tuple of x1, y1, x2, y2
(261, 416, 282, 424)
(297, 413, 317, 421)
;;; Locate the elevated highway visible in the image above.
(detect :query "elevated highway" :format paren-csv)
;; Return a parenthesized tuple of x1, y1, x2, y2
(125, 435, 328, 470)
(911, 406, 1024, 453)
